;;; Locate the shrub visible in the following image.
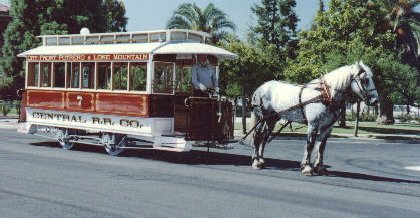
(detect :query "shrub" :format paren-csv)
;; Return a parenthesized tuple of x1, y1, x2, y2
(14, 100, 21, 115)
(0, 101, 12, 116)
(397, 113, 414, 123)
(346, 112, 377, 122)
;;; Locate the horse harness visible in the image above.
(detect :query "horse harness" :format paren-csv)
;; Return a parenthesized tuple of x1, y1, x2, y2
(241, 76, 353, 144)
(298, 78, 340, 123)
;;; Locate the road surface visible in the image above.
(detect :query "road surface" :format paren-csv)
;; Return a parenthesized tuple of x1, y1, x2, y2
(0, 127, 420, 217)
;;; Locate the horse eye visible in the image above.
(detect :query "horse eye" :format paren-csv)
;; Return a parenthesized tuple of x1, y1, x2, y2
(364, 78, 369, 85)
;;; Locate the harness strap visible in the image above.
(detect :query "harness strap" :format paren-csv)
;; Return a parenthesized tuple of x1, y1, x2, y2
(299, 85, 307, 123)
(319, 78, 332, 105)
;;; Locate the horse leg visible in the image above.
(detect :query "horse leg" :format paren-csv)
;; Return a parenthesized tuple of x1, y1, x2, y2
(313, 126, 333, 175)
(301, 125, 318, 176)
(252, 121, 265, 169)
(258, 118, 277, 168)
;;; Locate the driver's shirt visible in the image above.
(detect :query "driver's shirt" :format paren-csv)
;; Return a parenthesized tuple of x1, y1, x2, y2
(192, 64, 218, 90)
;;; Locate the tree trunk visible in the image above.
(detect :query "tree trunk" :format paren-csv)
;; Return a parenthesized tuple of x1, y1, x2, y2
(354, 101, 360, 137)
(338, 101, 346, 127)
(241, 83, 247, 134)
(376, 93, 395, 125)
(406, 103, 410, 115)
(377, 96, 395, 124)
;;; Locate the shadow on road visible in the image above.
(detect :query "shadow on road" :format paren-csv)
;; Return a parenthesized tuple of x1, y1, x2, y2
(31, 141, 420, 184)
(327, 170, 420, 184)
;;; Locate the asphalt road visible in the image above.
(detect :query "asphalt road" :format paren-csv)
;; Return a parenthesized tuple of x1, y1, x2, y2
(1, 127, 420, 217)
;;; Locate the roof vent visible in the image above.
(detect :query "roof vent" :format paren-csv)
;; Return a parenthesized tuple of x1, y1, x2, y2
(80, 27, 90, 35)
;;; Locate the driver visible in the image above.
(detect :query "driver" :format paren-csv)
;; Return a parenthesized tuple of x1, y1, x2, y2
(192, 54, 219, 97)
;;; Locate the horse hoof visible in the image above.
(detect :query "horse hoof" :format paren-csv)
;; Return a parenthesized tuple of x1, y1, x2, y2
(301, 165, 313, 176)
(252, 160, 263, 170)
(313, 166, 328, 176)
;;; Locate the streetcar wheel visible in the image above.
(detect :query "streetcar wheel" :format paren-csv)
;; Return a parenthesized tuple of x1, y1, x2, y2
(102, 133, 124, 156)
(56, 129, 74, 150)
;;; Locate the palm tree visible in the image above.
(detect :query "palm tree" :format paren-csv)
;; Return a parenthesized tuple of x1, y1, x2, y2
(167, 2, 236, 43)
(376, 0, 420, 64)
(370, 0, 420, 124)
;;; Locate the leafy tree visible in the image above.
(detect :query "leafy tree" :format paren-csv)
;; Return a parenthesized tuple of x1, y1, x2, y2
(102, 0, 128, 32)
(285, 0, 420, 124)
(251, 0, 299, 58)
(1, 0, 128, 96)
(219, 36, 282, 132)
(166, 2, 235, 43)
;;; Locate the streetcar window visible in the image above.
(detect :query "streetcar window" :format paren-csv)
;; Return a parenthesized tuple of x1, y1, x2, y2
(116, 35, 130, 43)
(188, 33, 204, 43)
(53, 62, 65, 88)
(132, 34, 148, 43)
(40, 63, 52, 87)
(58, 37, 70, 45)
(71, 36, 84, 45)
(150, 32, 166, 42)
(101, 35, 114, 44)
(69, 62, 80, 88)
(175, 66, 192, 93)
(27, 62, 39, 87)
(97, 62, 111, 90)
(46, 37, 57, 46)
(81, 63, 95, 89)
(86, 36, 99, 44)
(130, 62, 147, 91)
(171, 32, 187, 41)
(153, 62, 174, 94)
(113, 62, 128, 90)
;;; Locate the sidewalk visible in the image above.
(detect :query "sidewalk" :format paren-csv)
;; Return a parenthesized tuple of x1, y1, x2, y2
(234, 129, 420, 143)
(0, 117, 19, 129)
(234, 116, 420, 142)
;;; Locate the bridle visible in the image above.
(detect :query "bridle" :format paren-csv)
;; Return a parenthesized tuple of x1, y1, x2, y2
(351, 68, 377, 102)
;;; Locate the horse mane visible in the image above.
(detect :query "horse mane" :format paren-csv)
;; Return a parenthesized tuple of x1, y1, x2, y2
(318, 64, 358, 97)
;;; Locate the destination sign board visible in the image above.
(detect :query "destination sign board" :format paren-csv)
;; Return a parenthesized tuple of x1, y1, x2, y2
(27, 54, 149, 62)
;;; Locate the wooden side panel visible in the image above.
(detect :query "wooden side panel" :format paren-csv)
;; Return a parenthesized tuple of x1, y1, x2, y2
(27, 90, 65, 109)
(150, 95, 174, 117)
(66, 92, 95, 112)
(25, 89, 152, 117)
(96, 93, 149, 117)
(174, 93, 189, 132)
(187, 98, 234, 142)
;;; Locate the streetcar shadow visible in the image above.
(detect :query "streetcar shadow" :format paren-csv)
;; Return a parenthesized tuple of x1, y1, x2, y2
(31, 141, 420, 184)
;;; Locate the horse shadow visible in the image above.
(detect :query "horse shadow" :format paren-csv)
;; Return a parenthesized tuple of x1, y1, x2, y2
(30, 141, 420, 184)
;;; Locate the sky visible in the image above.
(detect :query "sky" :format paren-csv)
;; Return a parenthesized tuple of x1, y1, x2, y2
(122, 0, 327, 38)
(1, 0, 418, 39)
(0, 0, 326, 38)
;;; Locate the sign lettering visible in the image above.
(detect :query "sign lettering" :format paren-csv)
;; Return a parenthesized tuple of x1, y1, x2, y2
(27, 53, 149, 62)
(32, 111, 143, 129)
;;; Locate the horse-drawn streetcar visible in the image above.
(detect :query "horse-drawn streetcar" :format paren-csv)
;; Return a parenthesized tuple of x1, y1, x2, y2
(17, 28, 380, 175)
(17, 28, 236, 155)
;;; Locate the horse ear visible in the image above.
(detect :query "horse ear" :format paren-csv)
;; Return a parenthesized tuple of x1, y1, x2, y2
(355, 61, 361, 70)
(359, 60, 364, 66)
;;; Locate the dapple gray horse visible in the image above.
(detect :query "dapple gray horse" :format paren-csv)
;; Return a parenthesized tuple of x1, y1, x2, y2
(250, 61, 379, 175)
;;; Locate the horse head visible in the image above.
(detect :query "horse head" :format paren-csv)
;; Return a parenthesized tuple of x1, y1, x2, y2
(350, 61, 379, 106)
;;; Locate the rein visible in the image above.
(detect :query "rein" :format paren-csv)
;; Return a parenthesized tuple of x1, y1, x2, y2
(238, 92, 325, 144)
(351, 70, 377, 102)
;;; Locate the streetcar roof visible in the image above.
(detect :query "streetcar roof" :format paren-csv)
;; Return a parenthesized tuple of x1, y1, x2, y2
(18, 29, 237, 60)
(18, 41, 236, 60)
